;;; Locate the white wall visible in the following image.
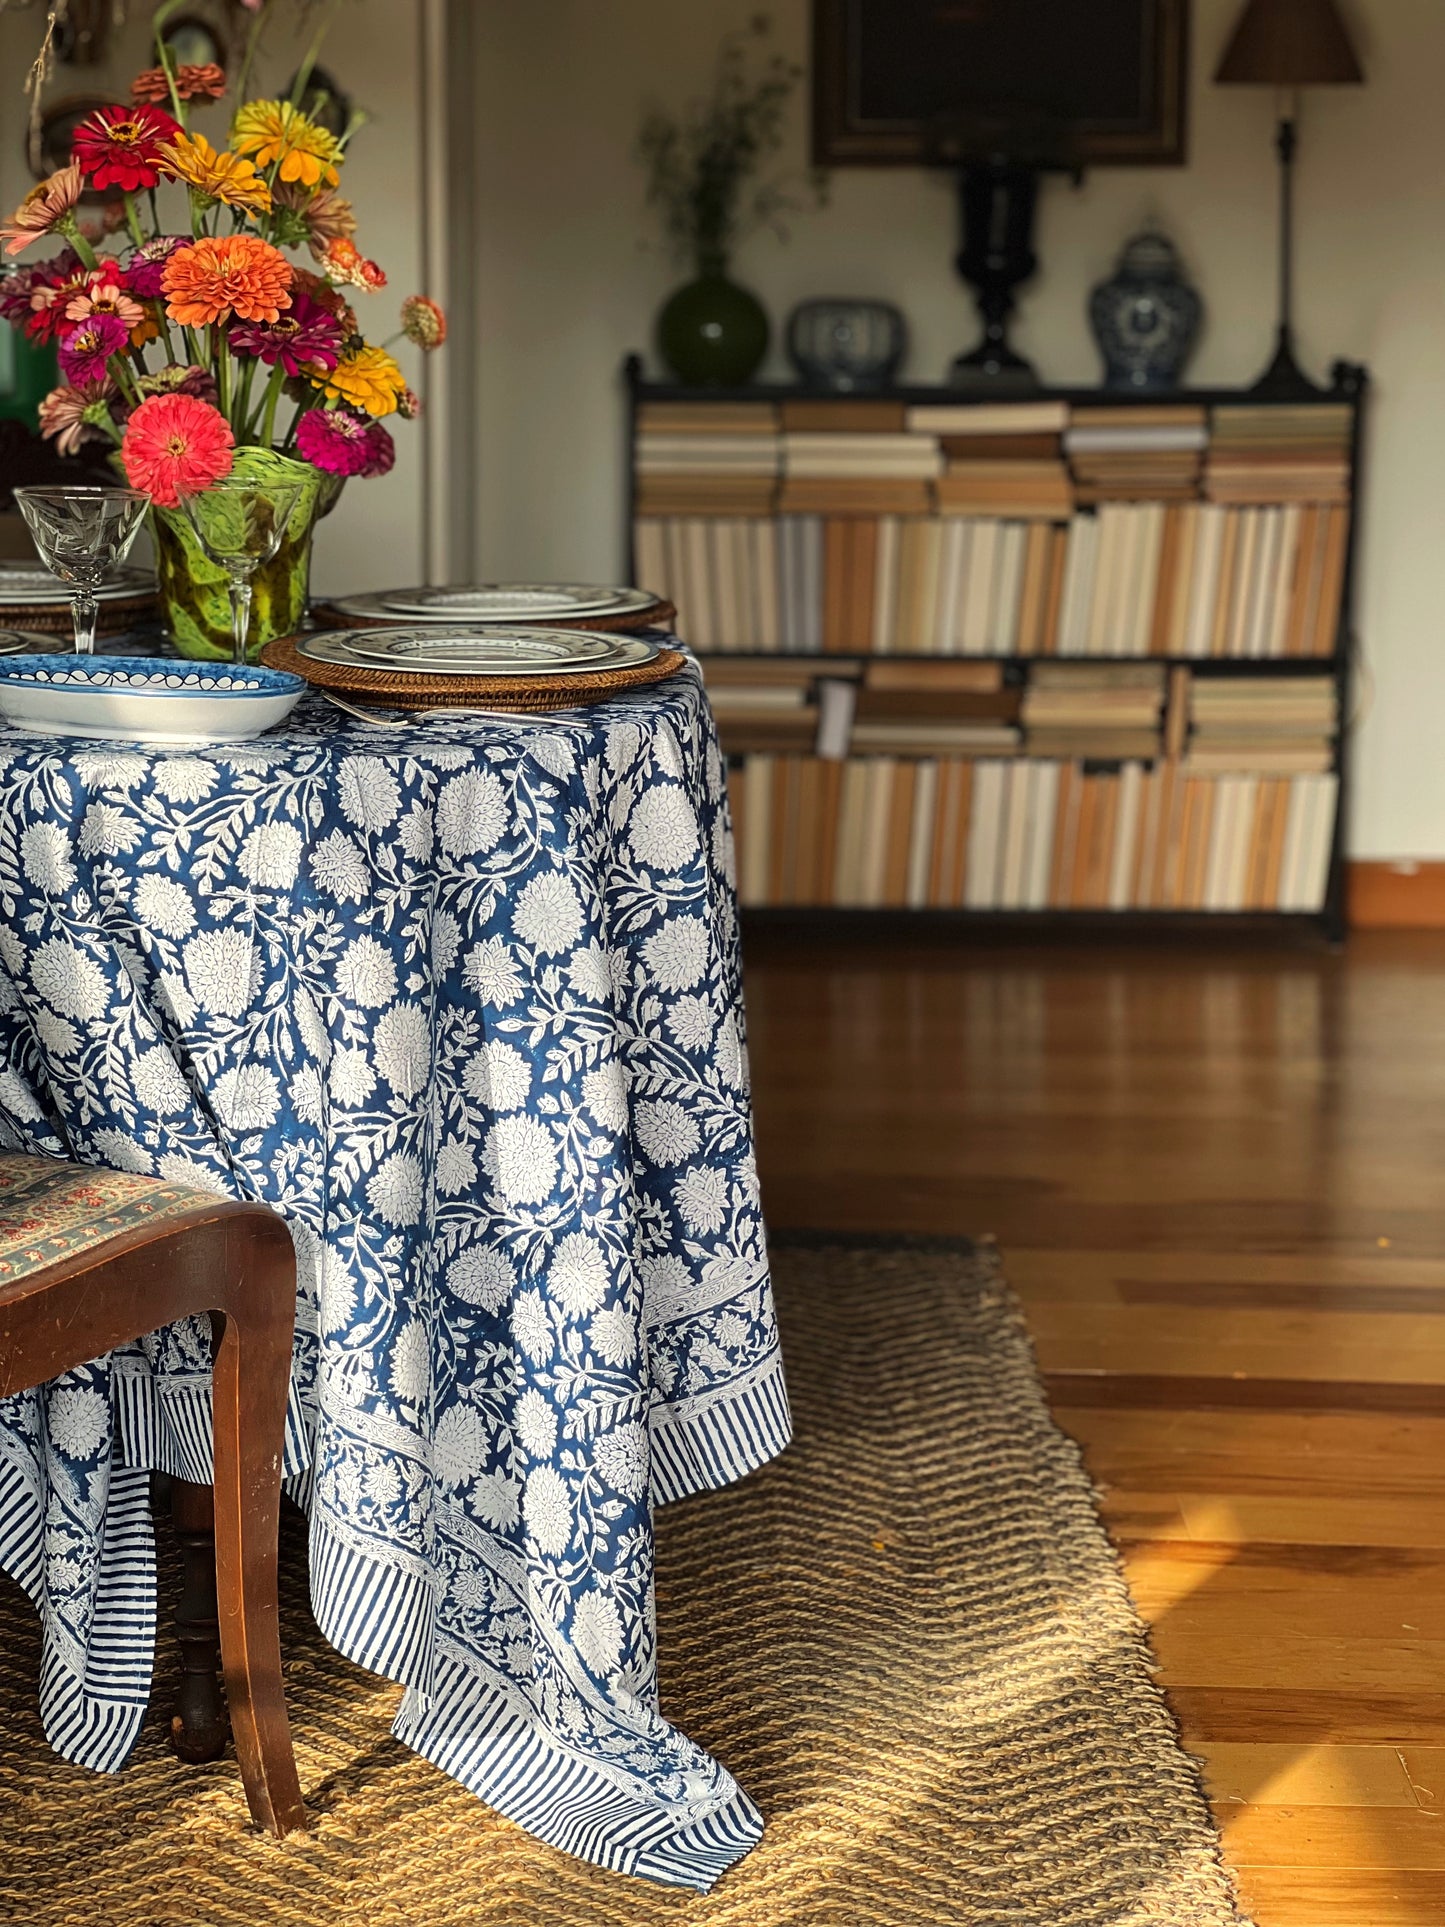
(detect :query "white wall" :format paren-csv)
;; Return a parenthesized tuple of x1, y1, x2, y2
(0, 1, 428, 594)
(468, 0, 1445, 862)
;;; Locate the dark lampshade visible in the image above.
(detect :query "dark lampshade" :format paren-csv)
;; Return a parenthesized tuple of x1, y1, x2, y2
(1215, 0, 1364, 85)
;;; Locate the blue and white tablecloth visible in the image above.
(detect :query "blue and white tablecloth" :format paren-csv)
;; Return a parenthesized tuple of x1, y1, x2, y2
(0, 659, 788, 1890)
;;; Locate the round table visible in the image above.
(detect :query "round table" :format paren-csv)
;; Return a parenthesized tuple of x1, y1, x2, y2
(0, 665, 789, 1891)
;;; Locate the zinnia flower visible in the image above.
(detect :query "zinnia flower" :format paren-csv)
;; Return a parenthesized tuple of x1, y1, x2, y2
(295, 406, 371, 477)
(292, 266, 357, 336)
(131, 63, 226, 106)
(229, 289, 343, 376)
(58, 313, 128, 384)
(272, 183, 356, 263)
(65, 268, 145, 332)
(71, 104, 180, 194)
(136, 363, 219, 405)
(125, 235, 187, 300)
(162, 234, 292, 328)
(121, 392, 234, 507)
(38, 379, 116, 456)
(321, 237, 386, 291)
(359, 422, 395, 478)
(396, 385, 422, 421)
(23, 256, 93, 343)
(323, 343, 405, 417)
(231, 100, 341, 189)
(0, 165, 83, 257)
(400, 294, 446, 350)
(0, 266, 42, 325)
(160, 131, 271, 215)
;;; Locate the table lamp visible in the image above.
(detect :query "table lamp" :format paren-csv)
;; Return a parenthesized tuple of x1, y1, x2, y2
(1215, 0, 1364, 397)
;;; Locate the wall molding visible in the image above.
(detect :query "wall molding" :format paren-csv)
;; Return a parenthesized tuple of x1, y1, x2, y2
(1349, 862, 1445, 929)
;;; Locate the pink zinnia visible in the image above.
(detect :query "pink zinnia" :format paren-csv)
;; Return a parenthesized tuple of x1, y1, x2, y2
(38, 379, 116, 456)
(358, 422, 395, 479)
(66, 267, 145, 331)
(295, 406, 371, 477)
(125, 235, 187, 300)
(121, 392, 235, 508)
(58, 312, 128, 383)
(228, 290, 343, 377)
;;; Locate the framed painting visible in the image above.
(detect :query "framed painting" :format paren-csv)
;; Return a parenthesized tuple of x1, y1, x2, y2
(813, 0, 1189, 167)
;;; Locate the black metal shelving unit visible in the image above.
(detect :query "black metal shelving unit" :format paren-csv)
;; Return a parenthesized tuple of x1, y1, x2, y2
(623, 354, 1369, 941)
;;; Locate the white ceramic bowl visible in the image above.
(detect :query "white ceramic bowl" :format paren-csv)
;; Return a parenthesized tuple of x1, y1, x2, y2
(0, 656, 305, 745)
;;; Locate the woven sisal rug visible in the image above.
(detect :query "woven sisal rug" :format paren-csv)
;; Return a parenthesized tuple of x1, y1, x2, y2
(0, 1238, 1251, 1927)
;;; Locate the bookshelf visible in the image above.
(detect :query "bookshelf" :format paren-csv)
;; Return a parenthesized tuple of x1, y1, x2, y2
(623, 356, 1367, 938)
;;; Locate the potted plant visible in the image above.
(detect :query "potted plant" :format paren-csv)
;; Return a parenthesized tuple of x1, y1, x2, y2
(0, 0, 446, 658)
(637, 16, 824, 388)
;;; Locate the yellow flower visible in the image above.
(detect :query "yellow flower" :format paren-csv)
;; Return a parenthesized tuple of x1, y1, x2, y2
(160, 131, 273, 215)
(231, 100, 341, 190)
(324, 344, 406, 417)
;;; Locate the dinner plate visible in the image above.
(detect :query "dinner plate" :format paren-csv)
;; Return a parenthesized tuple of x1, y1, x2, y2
(296, 626, 663, 677)
(0, 563, 157, 606)
(324, 584, 664, 626)
(0, 657, 305, 744)
(0, 629, 58, 654)
(374, 583, 662, 622)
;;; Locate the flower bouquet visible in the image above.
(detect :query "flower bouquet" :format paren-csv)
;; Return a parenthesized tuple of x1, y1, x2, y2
(0, 0, 446, 658)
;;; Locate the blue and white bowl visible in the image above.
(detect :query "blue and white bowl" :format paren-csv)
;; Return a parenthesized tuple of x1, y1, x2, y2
(0, 656, 305, 745)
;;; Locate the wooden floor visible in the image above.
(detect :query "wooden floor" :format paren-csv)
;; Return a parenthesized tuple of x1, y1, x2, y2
(742, 926, 1445, 1927)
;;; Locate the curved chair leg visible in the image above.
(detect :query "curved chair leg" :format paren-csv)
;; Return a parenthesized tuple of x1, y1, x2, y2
(211, 1224, 307, 1837)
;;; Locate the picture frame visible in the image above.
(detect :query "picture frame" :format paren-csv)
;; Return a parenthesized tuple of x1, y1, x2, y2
(812, 0, 1189, 168)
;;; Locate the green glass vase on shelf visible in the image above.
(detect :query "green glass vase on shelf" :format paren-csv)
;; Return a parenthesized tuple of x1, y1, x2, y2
(124, 448, 338, 661)
(656, 258, 770, 388)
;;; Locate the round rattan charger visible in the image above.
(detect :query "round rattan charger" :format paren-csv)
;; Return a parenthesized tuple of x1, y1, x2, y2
(0, 591, 160, 638)
(310, 596, 676, 635)
(262, 634, 688, 711)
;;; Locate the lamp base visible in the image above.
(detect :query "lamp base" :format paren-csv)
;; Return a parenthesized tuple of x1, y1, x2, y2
(1249, 325, 1331, 401)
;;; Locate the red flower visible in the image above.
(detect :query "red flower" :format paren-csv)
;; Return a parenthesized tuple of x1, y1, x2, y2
(121, 392, 235, 508)
(72, 103, 181, 194)
(24, 255, 97, 344)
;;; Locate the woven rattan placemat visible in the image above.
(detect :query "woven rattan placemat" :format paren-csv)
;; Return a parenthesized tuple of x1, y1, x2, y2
(262, 636, 687, 710)
(0, 592, 160, 637)
(0, 1237, 1251, 1927)
(310, 597, 677, 635)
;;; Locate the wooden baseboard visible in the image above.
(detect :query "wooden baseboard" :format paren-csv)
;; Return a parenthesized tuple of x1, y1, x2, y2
(1349, 861, 1445, 929)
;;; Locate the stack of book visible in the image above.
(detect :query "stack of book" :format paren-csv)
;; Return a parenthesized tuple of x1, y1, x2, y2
(729, 755, 1339, 914)
(1066, 407, 1208, 502)
(779, 426, 940, 515)
(699, 658, 831, 754)
(634, 402, 778, 515)
(908, 402, 1073, 517)
(1205, 405, 1352, 504)
(850, 659, 1022, 759)
(1185, 673, 1338, 774)
(1021, 664, 1166, 760)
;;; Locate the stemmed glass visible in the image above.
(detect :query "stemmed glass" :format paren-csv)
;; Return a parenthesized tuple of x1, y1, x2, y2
(12, 486, 150, 655)
(183, 481, 304, 666)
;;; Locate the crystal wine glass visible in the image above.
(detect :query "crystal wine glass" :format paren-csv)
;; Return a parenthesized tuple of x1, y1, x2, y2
(12, 486, 150, 655)
(183, 481, 304, 666)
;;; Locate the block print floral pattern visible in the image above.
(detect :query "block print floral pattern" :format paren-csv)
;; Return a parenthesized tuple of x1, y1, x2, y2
(0, 666, 788, 1883)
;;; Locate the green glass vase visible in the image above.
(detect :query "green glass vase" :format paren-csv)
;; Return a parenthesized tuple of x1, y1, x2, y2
(656, 262, 769, 387)
(142, 448, 334, 661)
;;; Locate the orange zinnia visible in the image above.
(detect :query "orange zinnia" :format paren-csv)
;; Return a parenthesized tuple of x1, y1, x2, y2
(162, 234, 293, 328)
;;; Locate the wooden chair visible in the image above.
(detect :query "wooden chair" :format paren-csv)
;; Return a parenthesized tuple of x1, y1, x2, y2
(0, 1154, 306, 1836)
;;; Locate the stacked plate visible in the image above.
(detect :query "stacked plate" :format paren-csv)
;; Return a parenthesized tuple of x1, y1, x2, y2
(0, 562, 160, 638)
(317, 582, 670, 632)
(265, 624, 684, 712)
(0, 563, 156, 607)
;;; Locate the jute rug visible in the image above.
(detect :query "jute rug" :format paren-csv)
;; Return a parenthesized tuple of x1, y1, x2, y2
(0, 1238, 1252, 1927)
